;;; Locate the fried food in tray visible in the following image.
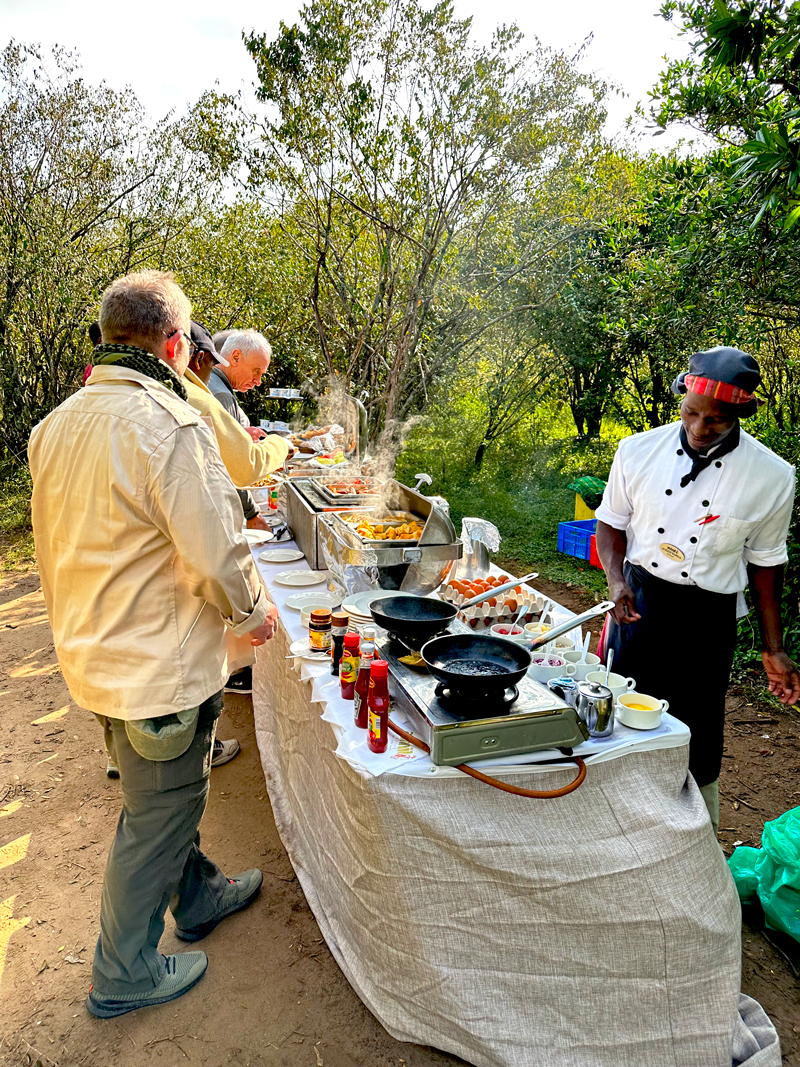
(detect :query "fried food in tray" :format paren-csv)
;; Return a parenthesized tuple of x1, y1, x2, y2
(343, 514, 426, 542)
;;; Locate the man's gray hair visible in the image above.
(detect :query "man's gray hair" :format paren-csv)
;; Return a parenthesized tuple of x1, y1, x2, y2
(100, 270, 191, 346)
(220, 329, 272, 359)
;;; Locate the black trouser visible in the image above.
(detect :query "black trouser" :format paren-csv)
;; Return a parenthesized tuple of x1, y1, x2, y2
(606, 564, 737, 787)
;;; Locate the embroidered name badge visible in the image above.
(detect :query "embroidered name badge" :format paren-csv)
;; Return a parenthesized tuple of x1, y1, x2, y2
(659, 543, 685, 562)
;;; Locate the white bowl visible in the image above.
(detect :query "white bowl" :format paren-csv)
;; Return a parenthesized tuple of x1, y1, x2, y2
(615, 693, 668, 731)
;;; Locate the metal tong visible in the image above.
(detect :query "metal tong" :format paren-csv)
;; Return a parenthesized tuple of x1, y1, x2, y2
(527, 601, 615, 651)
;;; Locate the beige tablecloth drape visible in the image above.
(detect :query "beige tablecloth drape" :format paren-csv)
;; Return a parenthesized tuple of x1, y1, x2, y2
(252, 612, 780, 1067)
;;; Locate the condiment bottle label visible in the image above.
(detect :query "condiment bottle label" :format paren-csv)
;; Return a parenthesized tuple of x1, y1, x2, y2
(340, 654, 359, 684)
(309, 630, 332, 650)
(368, 708, 383, 740)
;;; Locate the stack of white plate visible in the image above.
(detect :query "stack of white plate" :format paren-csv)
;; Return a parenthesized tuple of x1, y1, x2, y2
(341, 589, 398, 626)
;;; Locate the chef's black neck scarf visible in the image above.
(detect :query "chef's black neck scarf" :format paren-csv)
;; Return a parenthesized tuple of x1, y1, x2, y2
(679, 421, 740, 488)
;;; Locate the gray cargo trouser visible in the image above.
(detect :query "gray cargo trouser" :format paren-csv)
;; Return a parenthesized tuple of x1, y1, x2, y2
(92, 692, 229, 994)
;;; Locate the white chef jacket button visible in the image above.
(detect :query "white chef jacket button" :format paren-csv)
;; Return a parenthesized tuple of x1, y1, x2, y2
(657, 527, 664, 534)
(651, 561, 658, 567)
(677, 448, 684, 455)
(665, 489, 672, 496)
(690, 536, 697, 544)
(702, 499, 709, 507)
(681, 571, 688, 578)
(715, 461, 722, 468)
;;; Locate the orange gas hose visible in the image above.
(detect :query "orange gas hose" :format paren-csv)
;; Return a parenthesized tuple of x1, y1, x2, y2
(388, 718, 587, 798)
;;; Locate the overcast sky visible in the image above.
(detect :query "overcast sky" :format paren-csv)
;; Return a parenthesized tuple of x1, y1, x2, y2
(1, 0, 695, 147)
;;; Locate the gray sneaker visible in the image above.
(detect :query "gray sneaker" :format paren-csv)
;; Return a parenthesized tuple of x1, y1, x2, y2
(175, 868, 263, 942)
(211, 737, 240, 767)
(86, 951, 208, 1018)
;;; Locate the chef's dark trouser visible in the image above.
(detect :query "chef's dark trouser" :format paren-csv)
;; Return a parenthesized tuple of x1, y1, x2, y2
(91, 692, 229, 994)
(606, 564, 737, 788)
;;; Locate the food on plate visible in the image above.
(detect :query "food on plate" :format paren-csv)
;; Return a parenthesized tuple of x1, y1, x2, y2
(313, 450, 347, 466)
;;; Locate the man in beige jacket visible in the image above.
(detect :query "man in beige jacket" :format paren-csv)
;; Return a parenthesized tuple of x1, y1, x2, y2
(29, 270, 278, 1018)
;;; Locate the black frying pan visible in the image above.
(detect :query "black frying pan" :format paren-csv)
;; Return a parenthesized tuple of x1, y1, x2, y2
(421, 633, 531, 696)
(369, 595, 457, 649)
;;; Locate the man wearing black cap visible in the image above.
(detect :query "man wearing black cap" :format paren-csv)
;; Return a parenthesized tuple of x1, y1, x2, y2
(187, 323, 272, 534)
(595, 347, 799, 832)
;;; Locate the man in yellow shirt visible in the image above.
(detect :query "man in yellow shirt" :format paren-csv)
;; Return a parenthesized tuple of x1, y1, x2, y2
(185, 323, 289, 491)
(185, 322, 291, 698)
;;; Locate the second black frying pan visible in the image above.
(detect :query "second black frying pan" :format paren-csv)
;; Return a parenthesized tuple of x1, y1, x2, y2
(421, 633, 531, 697)
(369, 595, 457, 648)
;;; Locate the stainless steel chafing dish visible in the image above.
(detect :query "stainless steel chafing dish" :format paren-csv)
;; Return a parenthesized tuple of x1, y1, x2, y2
(283, 476, 375, 569)
(318, 481, 462, 596)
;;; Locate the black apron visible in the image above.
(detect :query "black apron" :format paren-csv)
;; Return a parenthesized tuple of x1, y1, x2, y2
(606, 563, 737, 786)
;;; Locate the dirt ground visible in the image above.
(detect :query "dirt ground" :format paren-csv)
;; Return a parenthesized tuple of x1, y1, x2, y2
(1, 569, 799, 1067)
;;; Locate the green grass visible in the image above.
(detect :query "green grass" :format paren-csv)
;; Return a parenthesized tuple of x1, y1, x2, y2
(441, 478, 608, 595)
(0, 464, 35, 571)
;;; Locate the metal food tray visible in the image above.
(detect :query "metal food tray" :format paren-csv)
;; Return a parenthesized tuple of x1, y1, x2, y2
(331, 511, 424, 546)
(314, 478, 384, 507)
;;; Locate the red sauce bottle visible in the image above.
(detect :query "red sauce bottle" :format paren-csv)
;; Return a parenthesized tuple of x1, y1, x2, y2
(367, 660, 390, 753)
(339, 631, 361, 700)
(353, 627, 376, 728)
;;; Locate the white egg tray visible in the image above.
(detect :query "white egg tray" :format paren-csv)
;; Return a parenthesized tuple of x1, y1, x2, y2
(440, 582, 544, 631)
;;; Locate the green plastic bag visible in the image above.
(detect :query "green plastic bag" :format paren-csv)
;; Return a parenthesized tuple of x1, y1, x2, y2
(728, 806, 800, 940)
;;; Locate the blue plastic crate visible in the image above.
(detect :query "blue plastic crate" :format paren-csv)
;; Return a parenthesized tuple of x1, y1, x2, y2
(557, 518, 597, 561)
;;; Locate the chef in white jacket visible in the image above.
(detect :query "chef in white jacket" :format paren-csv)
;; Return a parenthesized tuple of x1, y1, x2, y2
(595, 347, 799, 831)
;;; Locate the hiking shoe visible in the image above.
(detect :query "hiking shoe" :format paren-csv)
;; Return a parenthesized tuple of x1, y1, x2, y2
(224, 666, 252, 695)
(106, 760, 120, 779)
(211, 737, 240, 767)
(86, 952, 208, 1018)
(175, 869, 263, 942)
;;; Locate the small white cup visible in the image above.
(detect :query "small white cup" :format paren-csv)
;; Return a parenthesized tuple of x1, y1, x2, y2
(549, 635, 575, 652)
(616, 693, 669, 731)
(300, 607, 313, 629)
(529, 655, 577, 683)
(490, 623, 528, 644)
(562, 649, 601, 681)
(524, 622, 552, 641)
(585, 670, 636, 703)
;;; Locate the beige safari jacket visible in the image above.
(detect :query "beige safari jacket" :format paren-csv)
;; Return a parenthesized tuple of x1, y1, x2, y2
(183, 368, 289, 486)
(28, 365, 269, 720)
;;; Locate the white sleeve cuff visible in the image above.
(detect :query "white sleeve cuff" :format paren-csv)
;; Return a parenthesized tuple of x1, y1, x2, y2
(743, 545, 789, 568)
(594, 502, 631, 531)
(226, 587, 269, 636)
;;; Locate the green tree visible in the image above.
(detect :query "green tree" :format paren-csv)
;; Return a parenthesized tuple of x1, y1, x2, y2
(242, 0, 610, 440)
(0, 42, 218, 460)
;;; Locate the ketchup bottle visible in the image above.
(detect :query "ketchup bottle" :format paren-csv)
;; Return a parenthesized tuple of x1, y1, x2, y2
(353, 626, 376, 728)
(367, 660, 390, 753)
(339, 631, 361, 700)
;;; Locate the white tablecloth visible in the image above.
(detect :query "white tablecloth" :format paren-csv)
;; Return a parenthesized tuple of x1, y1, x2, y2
(250, 546, 780, 1067)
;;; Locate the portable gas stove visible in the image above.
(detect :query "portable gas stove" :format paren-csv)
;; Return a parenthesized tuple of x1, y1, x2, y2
(376, 625, 589, 767)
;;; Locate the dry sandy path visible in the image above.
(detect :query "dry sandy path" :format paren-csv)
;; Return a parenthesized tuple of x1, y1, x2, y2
(0, 572, 460, 1067)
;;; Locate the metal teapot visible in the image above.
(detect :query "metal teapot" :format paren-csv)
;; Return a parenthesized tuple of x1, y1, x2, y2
(573, 679, 615, 739)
